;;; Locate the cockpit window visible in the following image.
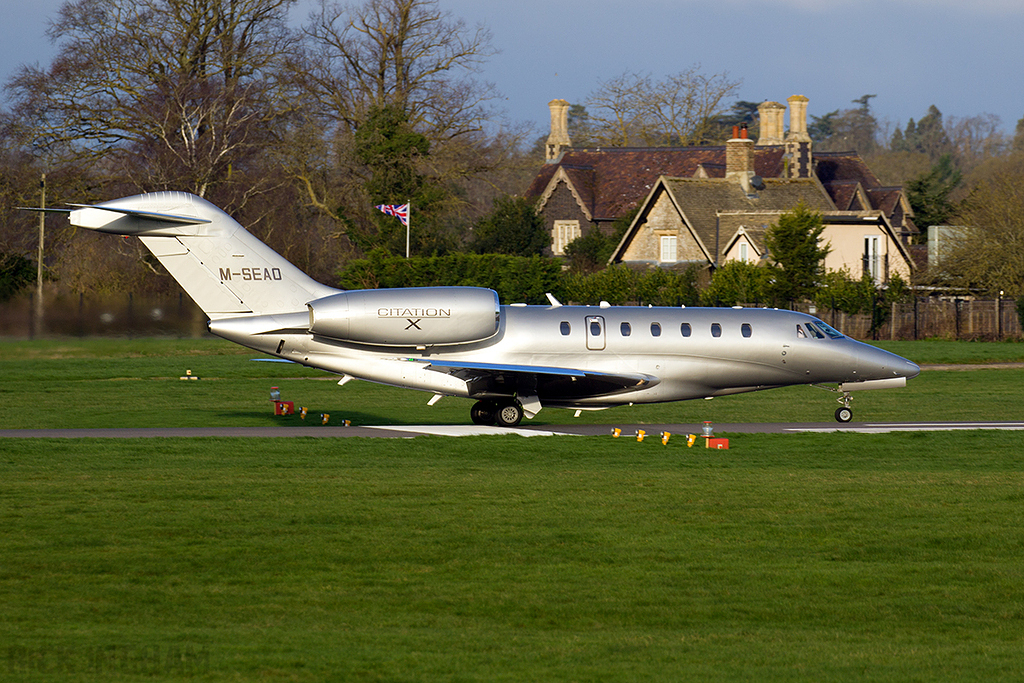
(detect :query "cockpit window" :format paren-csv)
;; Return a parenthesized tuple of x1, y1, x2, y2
(800, 321, 845, 340)
(812, 320, 845, 339)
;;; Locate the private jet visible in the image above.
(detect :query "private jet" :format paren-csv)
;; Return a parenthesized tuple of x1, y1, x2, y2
(40, 192, 920, 425)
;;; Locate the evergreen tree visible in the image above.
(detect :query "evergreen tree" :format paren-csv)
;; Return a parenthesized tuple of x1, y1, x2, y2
(895, 105, 954, 161)
(0, 253, 36, 301)
(905, 154, 963, 230)
(763, 202, 830, 304)
(470, 196, 549, 257)
(350, 104, 450, 255)
(355, 104, 431, 204)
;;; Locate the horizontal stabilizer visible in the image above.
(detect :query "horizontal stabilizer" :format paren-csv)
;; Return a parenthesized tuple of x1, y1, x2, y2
(68, 203, 212, 225)
(16, 207, 72, 214)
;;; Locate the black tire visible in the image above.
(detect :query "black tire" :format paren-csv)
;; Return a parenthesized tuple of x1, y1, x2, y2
(835, 406, 853, 423)
(470, 400, 497, 426)
(494, 401, 523, 427)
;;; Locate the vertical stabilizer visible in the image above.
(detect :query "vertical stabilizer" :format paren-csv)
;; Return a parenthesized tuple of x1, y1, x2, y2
(68, 192, 338, 317)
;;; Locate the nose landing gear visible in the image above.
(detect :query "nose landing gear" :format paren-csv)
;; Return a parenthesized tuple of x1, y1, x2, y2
(814, 384, 855, 423)
(834, 391, 853, 423)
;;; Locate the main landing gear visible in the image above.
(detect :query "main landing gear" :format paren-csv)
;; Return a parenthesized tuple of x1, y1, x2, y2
(470, 399, 524, 427)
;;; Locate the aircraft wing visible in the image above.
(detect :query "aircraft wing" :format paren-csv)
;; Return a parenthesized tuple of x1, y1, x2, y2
(405, 357, 658, 402)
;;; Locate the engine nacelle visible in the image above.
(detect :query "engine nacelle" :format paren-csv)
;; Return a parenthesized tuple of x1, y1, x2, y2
(307, 287, 500, 346)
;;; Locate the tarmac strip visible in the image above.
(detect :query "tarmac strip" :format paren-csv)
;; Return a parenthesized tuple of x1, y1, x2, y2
(3, 422, 1024, 438)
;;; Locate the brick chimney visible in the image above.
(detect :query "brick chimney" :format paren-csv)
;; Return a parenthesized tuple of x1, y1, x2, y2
(785, 95, 812, 178)
(756, 101, 786, 146)
(726, 125, 756, 193)
(546, 99, 572, 162)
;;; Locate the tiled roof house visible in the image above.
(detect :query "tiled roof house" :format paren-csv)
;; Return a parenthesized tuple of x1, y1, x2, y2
(526, 96, 916, 283)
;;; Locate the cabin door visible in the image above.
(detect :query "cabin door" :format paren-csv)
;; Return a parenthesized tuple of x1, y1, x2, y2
(586, 315, 606, 351)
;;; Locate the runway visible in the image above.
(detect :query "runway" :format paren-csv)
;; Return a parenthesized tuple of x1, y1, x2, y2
(2, 421, 1024, 438)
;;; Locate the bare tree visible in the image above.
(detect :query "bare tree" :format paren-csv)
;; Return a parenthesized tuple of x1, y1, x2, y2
(284, 0, 526, 240)
(946, 113, 1009, 173)
(584, 71, 652, 147)
(943, 153, 1024, 296)
(294, 0, 499, 141)
(585, 66, 741, 147)
(6, 0, 298, 200)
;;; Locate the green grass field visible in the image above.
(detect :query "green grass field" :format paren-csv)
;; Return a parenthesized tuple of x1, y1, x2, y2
(2, 338, 1024, 681)
(2, 336, 1024, 427)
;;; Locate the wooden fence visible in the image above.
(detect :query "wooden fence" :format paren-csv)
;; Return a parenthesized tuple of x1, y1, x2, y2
(809, 298, 1022, 341)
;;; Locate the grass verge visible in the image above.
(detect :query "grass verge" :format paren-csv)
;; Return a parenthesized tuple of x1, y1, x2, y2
(2, 433, 1024, 681)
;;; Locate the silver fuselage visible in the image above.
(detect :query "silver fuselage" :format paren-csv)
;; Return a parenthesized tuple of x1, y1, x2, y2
(210, 304, 919, 408)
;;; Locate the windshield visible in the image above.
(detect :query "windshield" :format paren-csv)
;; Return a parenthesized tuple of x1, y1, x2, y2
(808, 320, 844, 339)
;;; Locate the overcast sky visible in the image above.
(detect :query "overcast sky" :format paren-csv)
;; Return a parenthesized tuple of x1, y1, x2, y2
(4, 0, 1023, 140)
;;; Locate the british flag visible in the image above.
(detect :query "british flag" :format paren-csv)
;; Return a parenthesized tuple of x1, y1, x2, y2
(376, 203, 409, 226)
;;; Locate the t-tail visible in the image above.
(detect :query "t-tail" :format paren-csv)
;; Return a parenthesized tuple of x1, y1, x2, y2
(67, 192, 338, 317)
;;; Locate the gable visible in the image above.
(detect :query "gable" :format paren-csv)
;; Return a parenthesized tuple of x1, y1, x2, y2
(617, 184, 710, 265)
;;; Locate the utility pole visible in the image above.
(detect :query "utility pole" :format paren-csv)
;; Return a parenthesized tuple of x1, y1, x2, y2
(34, 173, 46, 336)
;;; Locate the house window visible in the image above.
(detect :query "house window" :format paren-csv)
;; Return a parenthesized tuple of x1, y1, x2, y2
(553, 220, 581, 256)
(660, 235, 677, 263)
(863, 235, 881, 284)
(739, 243, 749, 262)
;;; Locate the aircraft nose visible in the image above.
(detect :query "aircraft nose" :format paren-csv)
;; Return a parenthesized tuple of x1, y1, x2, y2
(857, 344, 920, 380)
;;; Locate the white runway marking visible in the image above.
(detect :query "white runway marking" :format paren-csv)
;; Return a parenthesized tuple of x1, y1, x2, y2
(362, 425, 572, 437)
(789, 422, 1024, 433)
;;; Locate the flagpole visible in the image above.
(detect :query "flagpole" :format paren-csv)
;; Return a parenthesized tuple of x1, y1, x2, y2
(405, 200, 411, 259)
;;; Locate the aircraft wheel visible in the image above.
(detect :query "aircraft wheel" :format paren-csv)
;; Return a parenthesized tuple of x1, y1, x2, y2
(835, 406, 853, 423)
(494, 400, 524, 427)
(470, 400, 497, 426)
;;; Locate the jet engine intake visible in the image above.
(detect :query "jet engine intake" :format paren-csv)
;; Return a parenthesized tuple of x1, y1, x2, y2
(307, 286, 500, 346)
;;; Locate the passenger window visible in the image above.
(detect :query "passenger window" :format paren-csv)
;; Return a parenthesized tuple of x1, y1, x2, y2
(680, 323, 691, 337)
(651, 322, 662, 337)
(741, 323, 752, 338)
(560, 321, 571, 336)
(590, 320, 602, 336)
(711, 323, 722, 338)
(620, 322, 631, 337)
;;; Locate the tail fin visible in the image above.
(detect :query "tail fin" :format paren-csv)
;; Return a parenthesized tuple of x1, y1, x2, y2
(69, 192, 338, 317)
